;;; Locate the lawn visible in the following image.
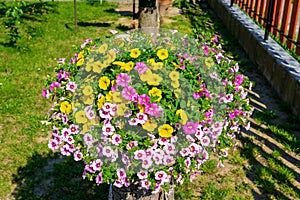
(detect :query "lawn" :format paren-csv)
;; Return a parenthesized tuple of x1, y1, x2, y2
(0, 1, 299, 199)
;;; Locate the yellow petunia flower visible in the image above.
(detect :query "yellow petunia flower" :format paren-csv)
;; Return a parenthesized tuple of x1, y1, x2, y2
(157, 49, 168, 60)
(112, 92, 123, 103)
(92, 61, 106, 73)
(176, 109, 188, 125)
(171, 80, 180, 88)
(60, 101, 72, 114)
(205, 57, 214, 68)
(149, 87, 162, 102)
(151, 62, 163, 70)
(140, 69, 153, 82)
(147, 74, 162, 86)
(97, 95, 106, 109)
(82, 119, 96, 133)
(82, 94, 94, 105)
(77, 58, 84, 67)
(82, 86, 93, 96)
(97, 43, 108, 54)
(169, 71, 180, 81)
(117, 103, 126, 116)
(113, 61, 126, 67)
(142, 120, 158, 132)
(75, 110, 88, 124)
(158, 124, 173, 138)
(172, 62, 180, 70)
(130, 48, 141, 58)
(105, 91, 112, 102)
(138, 104, 145, 113)
(76, 51, 85, 66)
(147, 58, 156, 65)
(123, 61, 134, 71)
(106, 49, 116, 63)
(99, 76, 110, 90)
(85, 58, 95, 72)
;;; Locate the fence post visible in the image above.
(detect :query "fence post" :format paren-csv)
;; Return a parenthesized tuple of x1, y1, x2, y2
(264, 0, 275, 40)
(231, 0, 234, 7)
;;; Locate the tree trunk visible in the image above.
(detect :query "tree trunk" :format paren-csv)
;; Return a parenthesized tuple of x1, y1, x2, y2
(112, 184, 174, 200)
(138, 0, 159, 36)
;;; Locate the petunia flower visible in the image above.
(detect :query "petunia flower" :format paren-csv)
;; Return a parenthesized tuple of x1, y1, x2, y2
(102, 123, 115, 136)
(121, 86, 137, 101)
(140, 179, 151, 189)
(116, 73, 131, 87)
(137, 171, 148, 179)
(95, 173, 103, 185)
(134, 62, 148, 74)
(183, 122, 198, 135)
(112, 134, 122, 146)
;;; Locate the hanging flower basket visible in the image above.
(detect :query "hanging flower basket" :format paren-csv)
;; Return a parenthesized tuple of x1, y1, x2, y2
(42, 29, 252, 199)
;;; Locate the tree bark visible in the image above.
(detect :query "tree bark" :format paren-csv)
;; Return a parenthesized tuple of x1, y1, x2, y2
(112, 184, 174, 200)
(138, 0, 159, 36)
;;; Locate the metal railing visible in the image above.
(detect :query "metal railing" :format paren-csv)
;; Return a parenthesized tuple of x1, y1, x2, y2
(230, 0, 300, 55)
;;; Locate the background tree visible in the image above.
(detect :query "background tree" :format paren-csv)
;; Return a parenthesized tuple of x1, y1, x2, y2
(138, 0, 159, 35)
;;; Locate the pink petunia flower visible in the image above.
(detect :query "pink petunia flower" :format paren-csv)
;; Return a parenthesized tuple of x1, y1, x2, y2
(96, 172, 103, 185)
(134, 62, 148, 74)
(138, 94, 150, 105)
(66, 81, 77, 92)
(117, 168, 126, 179)
(142, 158, 153, 169)
(116, 73, 131, 87)
(74, 151, 83, 161)
(83, 133, 93, 146)
(183, 122, 198, 135)
(126, 141, 138, 150)
(48, 139, 59, 151)
(200, 136, 210, 146)
(69, 124, 79, 134)
(114, 180, 123, 188)
(92, 159, 103, 171)
(102, 123, 115, 136)
(136, 112, 148, 125)
(102, 146, 113, 157)
(134, 150, 146, 160)
(137, 171, 148, 179)
(49, 82, 61, 92)
(42, 89, 50, 98)
(163, 143, 176, 155)
(141, 179, 151, 189)
(122, 86, 137, 101)
(128, 118, 139, 126)
(112, 134, 122, 146)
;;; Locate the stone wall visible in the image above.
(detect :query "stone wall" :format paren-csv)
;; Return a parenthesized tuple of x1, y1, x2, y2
(208, 0, 300, 118)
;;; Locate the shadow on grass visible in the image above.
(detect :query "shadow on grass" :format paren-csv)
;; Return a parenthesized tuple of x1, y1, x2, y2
(12, 153, 109, 200)
(179, 1, 300, 199)
(78, 21, 112, 27)
(105, 8, 134, 17)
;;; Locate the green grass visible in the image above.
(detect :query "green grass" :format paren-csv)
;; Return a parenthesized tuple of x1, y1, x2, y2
(1, 0, 300, 199)
(0, 1, 126, 198)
